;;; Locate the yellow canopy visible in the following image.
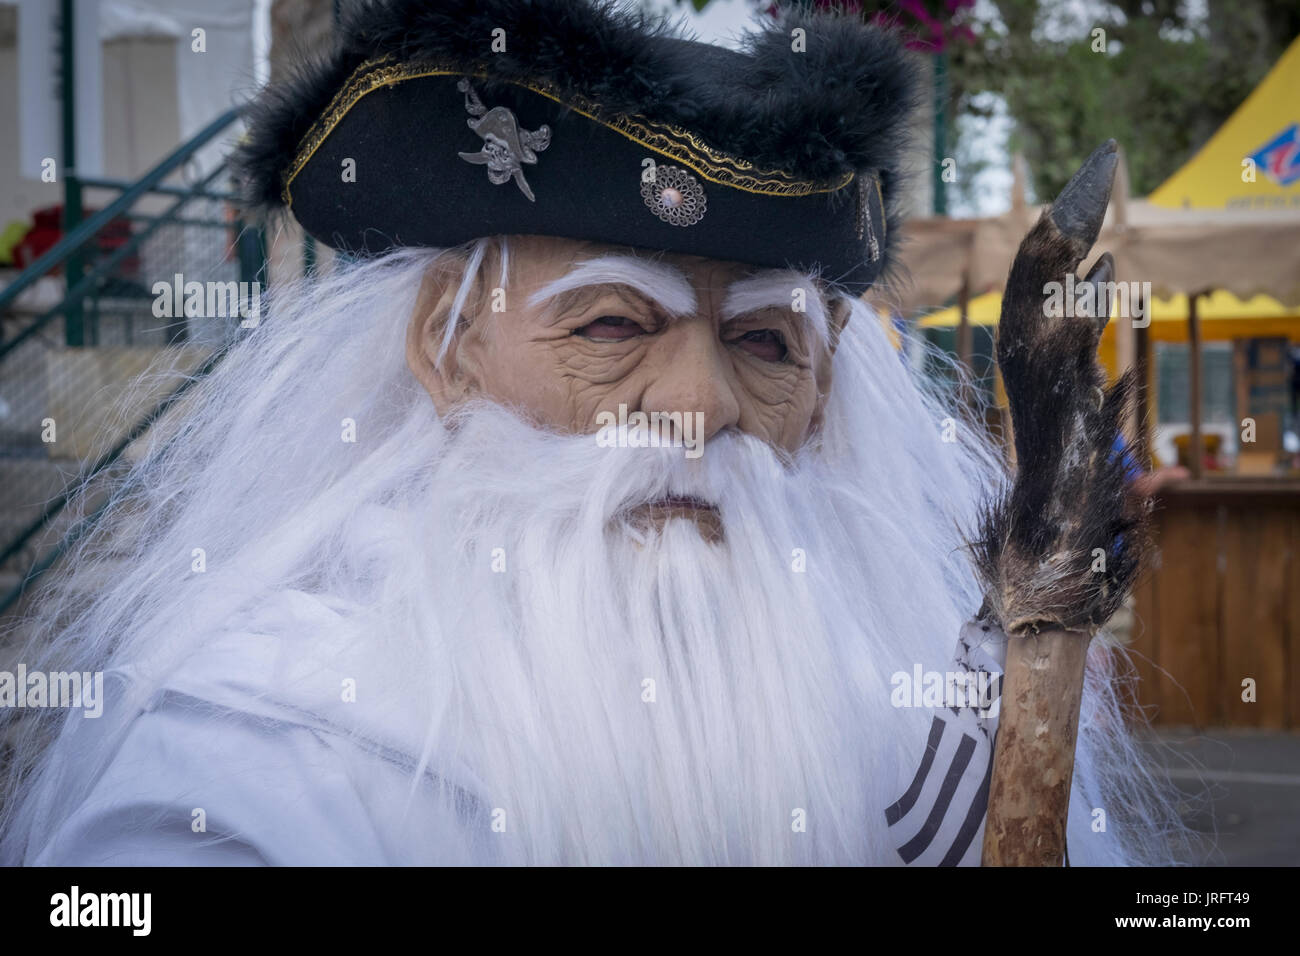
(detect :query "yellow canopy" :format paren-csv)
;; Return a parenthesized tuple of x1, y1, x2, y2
(1149, 35, 1300, 211)
(919, 289, 1300, 343)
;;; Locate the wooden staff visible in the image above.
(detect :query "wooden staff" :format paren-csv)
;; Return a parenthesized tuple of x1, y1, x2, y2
(983, 627, 1090, 865)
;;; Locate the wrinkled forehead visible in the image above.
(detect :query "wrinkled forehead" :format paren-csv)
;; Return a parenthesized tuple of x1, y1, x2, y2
(510, 237, 834, 343)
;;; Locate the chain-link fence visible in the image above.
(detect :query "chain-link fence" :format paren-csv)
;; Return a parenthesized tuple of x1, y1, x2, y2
(0, 146, 265, 615)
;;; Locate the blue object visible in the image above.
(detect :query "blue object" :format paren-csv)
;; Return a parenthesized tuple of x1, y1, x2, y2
(1112, 435, 1143, 484)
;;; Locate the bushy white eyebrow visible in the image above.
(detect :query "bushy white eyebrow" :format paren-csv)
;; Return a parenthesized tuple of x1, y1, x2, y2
(526, 255, 697, 316)
(721, 271, 829, 347)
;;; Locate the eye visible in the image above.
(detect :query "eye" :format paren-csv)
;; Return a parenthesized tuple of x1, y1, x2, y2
(573, 315, 645, 341)
(731, 328, 788, 363)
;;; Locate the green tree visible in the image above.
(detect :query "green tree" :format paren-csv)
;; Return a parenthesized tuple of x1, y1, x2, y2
(944, 0, 1300, 198)
(681, 0, 1300, 201)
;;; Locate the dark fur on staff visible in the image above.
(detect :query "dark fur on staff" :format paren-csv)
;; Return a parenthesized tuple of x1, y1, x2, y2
(233, 0, 920, 280)
(971, 141, 1150, 637)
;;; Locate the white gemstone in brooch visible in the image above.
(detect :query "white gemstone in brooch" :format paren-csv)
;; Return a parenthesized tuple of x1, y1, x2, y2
(641, 165, 707, 226)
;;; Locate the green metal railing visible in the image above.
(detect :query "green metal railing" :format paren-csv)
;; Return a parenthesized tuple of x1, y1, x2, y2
(0, 108, 246, 327)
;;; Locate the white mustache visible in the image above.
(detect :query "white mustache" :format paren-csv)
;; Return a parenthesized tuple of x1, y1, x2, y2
(439, 398, 784, 528)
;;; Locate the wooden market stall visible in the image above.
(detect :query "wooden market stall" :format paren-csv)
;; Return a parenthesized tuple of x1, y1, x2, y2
(888, 36, 1300, 728)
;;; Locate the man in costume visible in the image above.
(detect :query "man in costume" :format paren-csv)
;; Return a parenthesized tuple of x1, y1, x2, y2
(0, 0, 1178, 865)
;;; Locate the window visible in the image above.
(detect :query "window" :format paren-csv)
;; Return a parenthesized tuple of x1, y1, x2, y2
(1155, 342, 1234, 424)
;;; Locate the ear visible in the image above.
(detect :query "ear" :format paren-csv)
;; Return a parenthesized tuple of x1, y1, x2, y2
(405, 256, 488, 414)
(808, 294, 852, 435)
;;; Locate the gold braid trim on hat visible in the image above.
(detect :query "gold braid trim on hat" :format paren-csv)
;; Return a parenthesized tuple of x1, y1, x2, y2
(281, 55, 863, 205)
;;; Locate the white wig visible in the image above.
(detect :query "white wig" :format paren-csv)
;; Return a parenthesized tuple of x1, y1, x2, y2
(0, 240, 1190, 866)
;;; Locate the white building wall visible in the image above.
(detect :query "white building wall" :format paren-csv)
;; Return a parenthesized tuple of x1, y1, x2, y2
(1, 0, 257, 234)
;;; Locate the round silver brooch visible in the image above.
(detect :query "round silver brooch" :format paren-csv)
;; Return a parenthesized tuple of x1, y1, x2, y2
(642, 165, 707, 227)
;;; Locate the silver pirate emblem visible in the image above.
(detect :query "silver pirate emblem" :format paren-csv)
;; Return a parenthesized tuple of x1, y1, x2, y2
(641, 165, 707, 226)
(457, 79, 551, 202)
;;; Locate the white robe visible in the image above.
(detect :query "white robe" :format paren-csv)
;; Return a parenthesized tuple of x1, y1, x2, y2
(27, 589, 1125, 866)
(32, 592, 494, 865)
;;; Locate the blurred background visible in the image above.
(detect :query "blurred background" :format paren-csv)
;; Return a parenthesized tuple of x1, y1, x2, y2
(0, 0, 1296, 863)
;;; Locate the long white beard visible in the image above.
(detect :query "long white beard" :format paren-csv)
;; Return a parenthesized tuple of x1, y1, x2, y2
(332, 400, 970, 865)
(0, 249, 1178, 865)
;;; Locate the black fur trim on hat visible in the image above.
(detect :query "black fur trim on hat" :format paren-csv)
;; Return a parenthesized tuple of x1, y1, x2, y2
(233, 0, 920, 287)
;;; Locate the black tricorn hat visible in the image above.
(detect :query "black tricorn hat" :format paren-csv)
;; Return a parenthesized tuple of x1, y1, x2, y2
(234, 0, 920, 295)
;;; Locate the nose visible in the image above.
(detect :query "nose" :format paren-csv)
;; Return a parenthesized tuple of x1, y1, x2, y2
(639, 318, 741, 443)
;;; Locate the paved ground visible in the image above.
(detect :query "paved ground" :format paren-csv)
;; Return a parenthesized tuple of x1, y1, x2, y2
(1141, 728, 1300, 866)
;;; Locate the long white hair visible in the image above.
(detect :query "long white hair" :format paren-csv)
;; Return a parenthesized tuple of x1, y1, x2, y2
(0, 242, 1187, 865)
